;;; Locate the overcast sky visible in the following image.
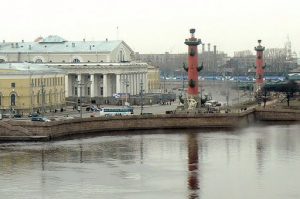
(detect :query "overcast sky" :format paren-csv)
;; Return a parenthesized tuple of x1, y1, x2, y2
(1, 0, 299, 55)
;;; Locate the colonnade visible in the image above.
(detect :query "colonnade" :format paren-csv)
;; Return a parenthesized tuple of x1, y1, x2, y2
(65, 72, 148, 98)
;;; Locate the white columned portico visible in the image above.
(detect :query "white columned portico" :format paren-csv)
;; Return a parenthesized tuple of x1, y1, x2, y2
(90, 74, 95, 97)
(64, 75, 68, 97)
(137, 73, 144, 94)
(139, 73, 141, 94)
(143, 73, 148, 93)
(65, 74, 72, 97)
(135, 73, 138, 95)
(103, 74, 108, 97)
(116, 74, 121, 93)
(130, 74, 134, 95)
(77, 74, 82, 97)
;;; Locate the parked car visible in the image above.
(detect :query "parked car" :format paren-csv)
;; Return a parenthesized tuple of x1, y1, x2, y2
(28, 113, 40, 117)
(86, 105, 100, 112)
(2, 113, 11, 118)
(31, 116, 51, 122)
(13, 113, 22, 118)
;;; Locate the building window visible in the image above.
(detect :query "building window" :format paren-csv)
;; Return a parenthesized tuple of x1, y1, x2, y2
(75, 87, 78, 96)
(100, 87, 103, 96)
(35, 59, 43, 63)
(11, 83, 16, 88)
(0, 95, 2, 105)
(87, 87, 90, 96)
(72, 58, 80, 63)
(0, 59, 5, 63)
(11, 94, 16, 106)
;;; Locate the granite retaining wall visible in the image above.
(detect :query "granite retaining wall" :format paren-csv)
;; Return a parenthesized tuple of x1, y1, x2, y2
(1, 108, 299, 141)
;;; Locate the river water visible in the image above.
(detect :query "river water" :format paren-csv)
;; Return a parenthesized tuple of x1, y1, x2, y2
(1, 124, 300, 199)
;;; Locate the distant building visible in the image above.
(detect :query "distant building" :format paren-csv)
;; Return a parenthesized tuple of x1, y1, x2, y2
(0, 63, 65, 115)
(226, 39, 298, 75)
(135, 44, 228, 76)
(0, 35, 153, 99)
(227, 51, 256, 75)
(147, 65, 160, 92)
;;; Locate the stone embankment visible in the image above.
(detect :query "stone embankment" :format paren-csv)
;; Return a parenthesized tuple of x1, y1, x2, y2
(255, 107, 300, 121)
(0, 108, 299, 141)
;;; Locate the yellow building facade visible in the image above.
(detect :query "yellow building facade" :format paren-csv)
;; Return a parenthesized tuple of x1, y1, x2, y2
(147, 65, 160, 92)
(0, 63, 65, 115)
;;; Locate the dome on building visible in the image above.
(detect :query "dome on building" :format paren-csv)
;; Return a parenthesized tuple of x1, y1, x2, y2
(34, 36, 43, 42)
(39, 35, 67, 43)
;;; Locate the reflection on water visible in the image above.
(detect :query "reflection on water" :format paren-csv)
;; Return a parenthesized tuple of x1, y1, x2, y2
(187, 133, 199, 199)
(0, 124, 300, 199)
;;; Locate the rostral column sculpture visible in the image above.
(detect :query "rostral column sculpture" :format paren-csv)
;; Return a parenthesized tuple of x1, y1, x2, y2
(255, 40, 266, 91)
(254, 40, 266, 104)
(183, 28, 203, 109)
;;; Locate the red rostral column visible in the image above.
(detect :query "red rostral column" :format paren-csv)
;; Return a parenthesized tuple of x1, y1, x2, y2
(254, 40, 266, 89)
(184, 29, 202, 97)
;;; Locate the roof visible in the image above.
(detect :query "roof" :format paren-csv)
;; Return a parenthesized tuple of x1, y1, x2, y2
(0, 36, 124, 53)
(0, 63, 63, 74)
(40, 35, 67, 43)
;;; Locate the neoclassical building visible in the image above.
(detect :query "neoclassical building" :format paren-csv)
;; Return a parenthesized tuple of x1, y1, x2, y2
(0, 35, 160, 99)
(0, 63, 65, 114)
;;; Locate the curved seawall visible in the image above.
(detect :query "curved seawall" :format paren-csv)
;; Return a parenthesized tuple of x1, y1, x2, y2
(1, 108, 299, 141)
(1, 110, 255, 140)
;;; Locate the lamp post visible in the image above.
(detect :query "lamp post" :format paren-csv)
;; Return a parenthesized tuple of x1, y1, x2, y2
(75, 79, 92, 119)
(140, 79, 144, 115)
(9, 96, 12, 119)
(75, 81, 84, 119)
(163, 72, 166, 93)
(41, 82, 45, 116)
(122, 77, 129, 105)
(31, 81, 34, 114)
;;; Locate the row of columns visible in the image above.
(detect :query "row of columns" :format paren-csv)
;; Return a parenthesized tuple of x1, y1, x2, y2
(65, 72, 148, 98)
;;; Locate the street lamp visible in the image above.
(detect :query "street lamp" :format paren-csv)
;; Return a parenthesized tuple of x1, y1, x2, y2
(140, 79, 144, 115)
(75, 79, 92, 119)
(41, 82, 45, 116)
(122, 77, 130, 105)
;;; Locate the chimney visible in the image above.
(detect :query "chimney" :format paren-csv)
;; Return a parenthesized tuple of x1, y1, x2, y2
(106, 38, 108, 42)
(22, 39, 24, 43)
(83, 38, 86, 42)
(208, 43, 211, 52)
(2, 40, 5, 43)
(202, 44, 205, 53)
(213, 45, 217, 55)
(15, 43, 19, 48)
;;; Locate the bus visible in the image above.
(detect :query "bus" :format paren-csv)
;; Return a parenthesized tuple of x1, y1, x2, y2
(99, 106, 134, 116)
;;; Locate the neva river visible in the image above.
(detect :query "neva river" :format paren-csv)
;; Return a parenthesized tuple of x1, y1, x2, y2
(1, 124, 300, 199)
